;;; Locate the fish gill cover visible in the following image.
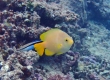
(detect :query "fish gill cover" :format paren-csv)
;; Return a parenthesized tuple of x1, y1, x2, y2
(0, 0, 110, 80)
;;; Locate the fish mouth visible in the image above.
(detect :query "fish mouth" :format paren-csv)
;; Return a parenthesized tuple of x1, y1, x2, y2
(69, 39, 74, 45)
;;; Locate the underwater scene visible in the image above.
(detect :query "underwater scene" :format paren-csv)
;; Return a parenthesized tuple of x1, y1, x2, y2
(0, 0, 110, 80)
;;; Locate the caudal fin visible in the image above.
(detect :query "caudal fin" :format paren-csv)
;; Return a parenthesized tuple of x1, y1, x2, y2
(17, 40, 41, 51)
(34, 42, 45, 56)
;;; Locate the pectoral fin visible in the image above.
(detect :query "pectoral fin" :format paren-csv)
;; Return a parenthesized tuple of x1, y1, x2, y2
(57, 44, 62, 50)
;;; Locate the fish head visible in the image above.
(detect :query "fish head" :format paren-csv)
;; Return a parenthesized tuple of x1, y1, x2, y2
(56, 36, 74, 55)
(62, 36, 74, 51)
(60, 36, 73, 49)
(64, 37, 73, 46)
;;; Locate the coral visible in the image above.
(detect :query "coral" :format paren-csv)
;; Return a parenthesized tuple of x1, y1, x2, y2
(61, 51, 79, 74)
(33, 1, 79, 27)
(0, 0, 80, 79)
(0, 50, 39, 80)
(66, 51, 79, 67)
(0, 0, 110, 80)
(46, 71, 74, 80)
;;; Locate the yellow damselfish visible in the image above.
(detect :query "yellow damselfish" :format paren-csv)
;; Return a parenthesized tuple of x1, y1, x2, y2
(34, 28, 74, 56)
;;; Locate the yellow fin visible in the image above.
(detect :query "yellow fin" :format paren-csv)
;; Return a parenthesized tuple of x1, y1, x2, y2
(56, 52, 63, 55)
(45, 49, 55, 56)
(40, 28, 60, 41)
(57, 44, 63, 49)
(34, 42, 45, 56)
(40, 32, 47, 41)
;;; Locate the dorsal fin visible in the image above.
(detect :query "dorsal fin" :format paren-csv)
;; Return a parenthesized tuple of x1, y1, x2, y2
(45, 49, 55, 56)
(40, 28, 60, 41)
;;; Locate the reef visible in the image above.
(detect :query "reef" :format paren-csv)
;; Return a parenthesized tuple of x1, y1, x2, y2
(0, 0, 110, 80)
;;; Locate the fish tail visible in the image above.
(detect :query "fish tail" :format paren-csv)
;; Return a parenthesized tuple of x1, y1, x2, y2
(17, 40, 41, 51)
(34, 42, 45, 56)
(17, 44, 34, 51)
(22, 45, 34, 51)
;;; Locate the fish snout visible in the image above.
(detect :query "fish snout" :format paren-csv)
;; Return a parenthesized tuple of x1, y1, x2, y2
(69, 39, 74, 45)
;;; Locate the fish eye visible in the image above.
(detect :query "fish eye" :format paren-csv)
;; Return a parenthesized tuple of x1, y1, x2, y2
(65, 39, 68, 42)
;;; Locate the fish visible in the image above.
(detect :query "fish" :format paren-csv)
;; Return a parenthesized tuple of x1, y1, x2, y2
(18, 40, 41, 51)
(19, 28, 74, 56)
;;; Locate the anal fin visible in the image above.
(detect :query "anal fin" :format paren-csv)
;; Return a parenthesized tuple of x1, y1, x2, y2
(45, 49, 55, 56)
(56, 52, 63, 55)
